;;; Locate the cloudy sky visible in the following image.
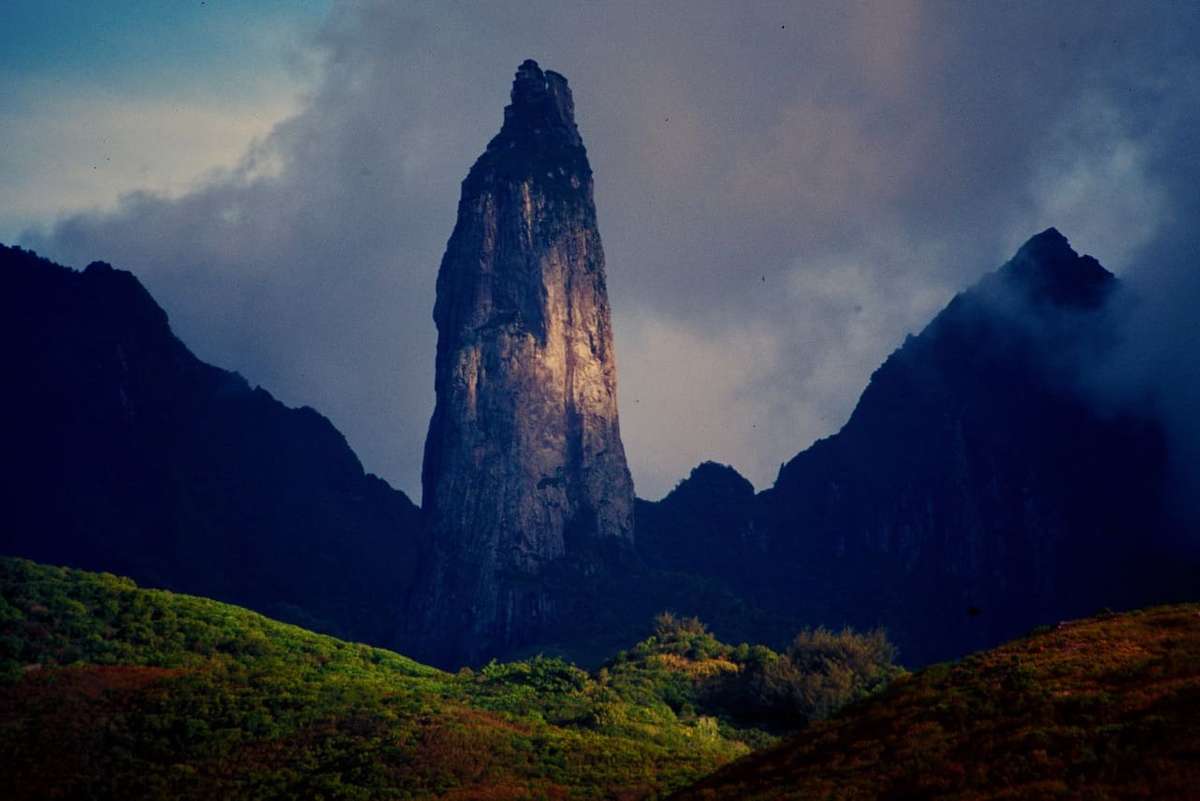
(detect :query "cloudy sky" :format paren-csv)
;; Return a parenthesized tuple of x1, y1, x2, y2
(5, 1, 1198, 500)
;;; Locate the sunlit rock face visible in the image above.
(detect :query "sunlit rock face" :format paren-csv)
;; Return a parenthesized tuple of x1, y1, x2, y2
(412, 60, 635, 667)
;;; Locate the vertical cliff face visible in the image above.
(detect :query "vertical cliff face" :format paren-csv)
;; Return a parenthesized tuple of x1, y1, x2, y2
(414, 60, 635, 667)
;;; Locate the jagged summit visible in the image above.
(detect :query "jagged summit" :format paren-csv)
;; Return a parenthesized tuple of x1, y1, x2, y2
(1016, 226, 1072, 258)
(1001, 227, 1114, 308)
(467, 60, 589, 188)
(672, 461, 755, 500)
(501, 59, 581, 145)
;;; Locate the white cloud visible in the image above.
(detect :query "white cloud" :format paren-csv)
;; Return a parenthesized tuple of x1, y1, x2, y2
(615, 313, 783, 499)
(1015, 94, 1169, 271)
(0, 87, 300, 240)
(617, 230, 956, 498)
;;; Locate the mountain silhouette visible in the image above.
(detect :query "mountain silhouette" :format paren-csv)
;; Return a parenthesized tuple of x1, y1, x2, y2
(0, 244, 422, 644)
(640, 228, 1193, 664)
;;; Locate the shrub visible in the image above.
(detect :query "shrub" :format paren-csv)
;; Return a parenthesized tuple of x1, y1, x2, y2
(653, 611, 709, 639)
(782, 626, 901, 720)
(705, 626, 903, 730)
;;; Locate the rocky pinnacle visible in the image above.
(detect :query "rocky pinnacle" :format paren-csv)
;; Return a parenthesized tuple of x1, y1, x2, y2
(412, 60, 635, 667)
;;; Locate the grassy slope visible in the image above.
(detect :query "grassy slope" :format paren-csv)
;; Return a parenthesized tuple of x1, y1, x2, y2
(673, 604, 1200, 800)
(0, 558, 753, 800)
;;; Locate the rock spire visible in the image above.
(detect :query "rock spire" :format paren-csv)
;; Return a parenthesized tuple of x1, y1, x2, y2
(412, 60, 635, 667)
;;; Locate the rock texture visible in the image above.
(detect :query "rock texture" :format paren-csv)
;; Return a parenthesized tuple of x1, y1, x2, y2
(412, 61, 635, 666)
(0, 244, 423, 645)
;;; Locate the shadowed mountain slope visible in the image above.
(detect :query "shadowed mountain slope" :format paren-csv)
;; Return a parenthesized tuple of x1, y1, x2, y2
(639, 229, 1193, 666)
(0, 244, 422, 644)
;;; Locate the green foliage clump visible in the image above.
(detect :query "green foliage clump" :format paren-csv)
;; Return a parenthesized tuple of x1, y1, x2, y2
(697, 626, 902, 732)
(603, 611, 904, 743)
(786, 626, 900, 716)
(653, 611, 710, 639)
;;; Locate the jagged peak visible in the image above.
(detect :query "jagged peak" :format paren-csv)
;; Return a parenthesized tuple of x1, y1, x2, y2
(482, 59, 585, 154)
(1000, 228, 1114, 308)
(500, 59, 581, 147)
(688, 460, 750, 484)
(1015, 227, 1073, 260)
(463, 59, 591, 194)
(665, 461, 755, 502)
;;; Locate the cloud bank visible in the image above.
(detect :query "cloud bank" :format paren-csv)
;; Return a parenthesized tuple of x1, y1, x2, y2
(19, 1, 1200, 500)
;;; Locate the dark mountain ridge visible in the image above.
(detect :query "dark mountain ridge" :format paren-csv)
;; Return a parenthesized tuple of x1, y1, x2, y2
(0, 244, 422, 645)
(640, 228, 1191, 665)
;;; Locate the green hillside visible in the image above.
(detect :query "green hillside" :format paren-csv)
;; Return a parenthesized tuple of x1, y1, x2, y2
(673, 603, 1200, 800)
(18, 554, 1187, 801)
(0, 557, 759, 800)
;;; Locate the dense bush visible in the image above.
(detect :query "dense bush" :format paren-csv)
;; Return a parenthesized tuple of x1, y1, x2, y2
(653, 611, 710, 639)
(789, 626, 899, 714)
(605, 611, 904, 737)
(701, 626, 902, 730)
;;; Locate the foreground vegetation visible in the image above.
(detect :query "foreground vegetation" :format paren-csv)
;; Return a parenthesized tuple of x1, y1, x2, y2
(6, 556, 1196, 800)
(0, 558, 897, 800)
(674, 603, 1200, 800)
